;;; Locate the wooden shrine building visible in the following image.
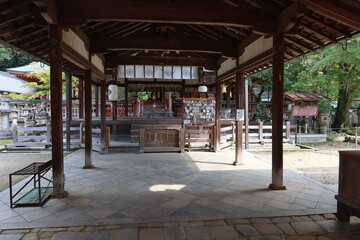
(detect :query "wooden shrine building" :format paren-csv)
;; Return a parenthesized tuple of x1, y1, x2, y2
(0, 0, 359, 197)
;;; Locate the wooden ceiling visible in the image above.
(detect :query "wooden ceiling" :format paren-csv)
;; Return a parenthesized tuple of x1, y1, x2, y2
(0, 0, 359, 76)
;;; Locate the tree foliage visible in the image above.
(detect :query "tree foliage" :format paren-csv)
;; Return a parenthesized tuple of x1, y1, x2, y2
(9, 63, 79, 100)
(251, 37, 360, 128)
(0, 46, 32, 71)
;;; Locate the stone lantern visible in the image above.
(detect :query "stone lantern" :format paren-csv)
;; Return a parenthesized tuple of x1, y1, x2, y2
(0, 94, 12, 130)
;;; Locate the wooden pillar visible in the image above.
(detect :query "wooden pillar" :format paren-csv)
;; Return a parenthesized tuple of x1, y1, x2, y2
(95, 85, 99, 117)
(78, 77, 84, 119)
(215, 81, 221, 152)
(168, 92, 173, 117)
(233, 71, 244, 166)
(125, 79, 129, 117)
(49, 24, 67, 197)
(65, 73, 72, 152)
(244, 77, 249, 149)
(225, 83, 231, 110)
(269, 33, 286, 190)
(100, 80, 108, 154)
(84, 70, 94, 169)
(182, 79, 186, 97)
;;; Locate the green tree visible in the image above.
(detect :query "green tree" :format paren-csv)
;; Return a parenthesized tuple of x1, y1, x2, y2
(296, 39, 360, 129)
(0, 46, 32, 71)
(9, 64, 79, 100)
(251, 38, 360, 129)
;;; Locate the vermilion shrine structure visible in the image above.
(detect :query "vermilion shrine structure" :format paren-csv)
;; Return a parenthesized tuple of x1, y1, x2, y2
(0, 0, 359, 199)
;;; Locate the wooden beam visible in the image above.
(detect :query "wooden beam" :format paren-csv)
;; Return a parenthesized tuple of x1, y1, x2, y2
(275, 2, 306, 33)
(238, 33, 261, 56)
(62, 43, 105, 80)
(299, 0, 360, 30)
(33, 0, 58, 24)
(0, 0, 32, 14)
(49, 24, 67, 197)
(91, 37, 237, 58)
(300, 21, 338, 43)
(105, 56, 218, 70)
(253, 2, 306, 34)
(0, 9, 32, 28)
(237, 49, 274, 73)
(297, 32, 324, 47)
(59, 1, 268, 27)
(305, 13, 351, 38)
(269, 33, 286, 190)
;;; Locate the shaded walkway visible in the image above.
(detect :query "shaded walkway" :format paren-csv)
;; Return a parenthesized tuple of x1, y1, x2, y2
(0, 148, 337, 229)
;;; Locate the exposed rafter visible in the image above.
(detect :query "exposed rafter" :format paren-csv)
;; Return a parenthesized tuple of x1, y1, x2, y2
(299, 0, 360, 29)
(90, 37, 238, 58)
(58, 0, 270, 28)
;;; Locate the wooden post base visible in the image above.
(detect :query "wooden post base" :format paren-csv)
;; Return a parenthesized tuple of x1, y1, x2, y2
(269, 183, 286, 190)
(52, 191, 69, 199)
(336, 201, 351, 222)
(233, 161, 244, 166)
(83, 164, 95, 169)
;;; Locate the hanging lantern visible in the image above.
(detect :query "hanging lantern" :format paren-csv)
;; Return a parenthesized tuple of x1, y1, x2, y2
(198, 85, 208, 93)
(108, 84, 118, 101)
(221, 84, 227, 93)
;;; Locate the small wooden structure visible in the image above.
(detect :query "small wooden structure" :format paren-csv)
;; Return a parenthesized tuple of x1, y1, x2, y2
(139, 128, 185, 153)
(336, 151, 360, 222)
(9, 160, 53, 208)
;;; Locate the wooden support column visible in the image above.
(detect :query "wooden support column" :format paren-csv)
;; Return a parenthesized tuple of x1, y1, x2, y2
(95, 85, 99, 117)
(269, 33, 286, 190)
(233, 70, 244, 166)
(100, 80, 108, 154)
(244, 77, 249, 149)
(78, 77, 84, 119)
(84, 69, 94, 169)
(214, 81, 221, 152)
(225, 83, 231, 110)
(65, 73, 72, 152)
(125, 78, 129, 117)
(182, 79, 186, 96)
(49, 24, 67, 198)
(168, 92, 173, 117)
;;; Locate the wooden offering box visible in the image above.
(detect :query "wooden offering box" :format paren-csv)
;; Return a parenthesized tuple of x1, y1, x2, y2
(139, 128, 184, 153)
(336, 150, 360, 221)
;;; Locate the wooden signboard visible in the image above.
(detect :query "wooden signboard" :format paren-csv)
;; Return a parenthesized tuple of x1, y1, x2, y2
(291, 105, 318, 116)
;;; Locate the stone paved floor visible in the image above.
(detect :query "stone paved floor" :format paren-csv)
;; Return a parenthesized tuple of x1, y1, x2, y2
(0, 148, 339, 231)
(0, 214, 359, 239)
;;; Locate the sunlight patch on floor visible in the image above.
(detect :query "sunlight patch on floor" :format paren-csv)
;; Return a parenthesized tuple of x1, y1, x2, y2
(149, 184, 186, 192)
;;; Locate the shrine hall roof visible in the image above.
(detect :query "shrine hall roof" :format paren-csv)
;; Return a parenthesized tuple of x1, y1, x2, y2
(284, 93, 329, 102)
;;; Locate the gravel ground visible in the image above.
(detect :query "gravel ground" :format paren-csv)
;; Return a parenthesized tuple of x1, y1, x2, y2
(0, 151, 52, 192)
(252, 150, 339, 185)
(250, 141, 358, 186)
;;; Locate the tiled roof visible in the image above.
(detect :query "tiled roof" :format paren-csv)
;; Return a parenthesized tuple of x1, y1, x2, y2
(284, 93, 329, 102)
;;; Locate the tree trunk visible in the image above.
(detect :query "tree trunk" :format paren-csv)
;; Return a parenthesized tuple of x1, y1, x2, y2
(332, 85, 352, 131)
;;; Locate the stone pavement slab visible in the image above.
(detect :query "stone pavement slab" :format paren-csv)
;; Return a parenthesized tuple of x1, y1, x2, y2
(0, 214, 357, 240)
(0, 149, 338, 230)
